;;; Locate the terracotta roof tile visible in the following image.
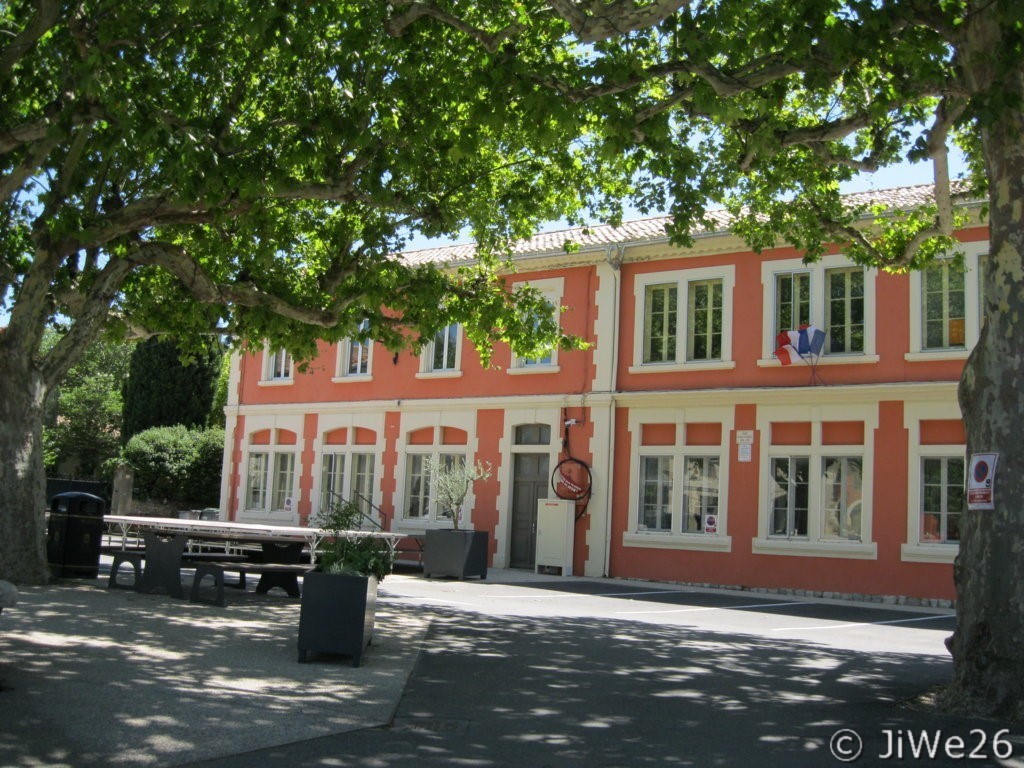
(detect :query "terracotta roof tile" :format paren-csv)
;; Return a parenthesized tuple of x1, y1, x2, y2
(400, 180, 977, 266)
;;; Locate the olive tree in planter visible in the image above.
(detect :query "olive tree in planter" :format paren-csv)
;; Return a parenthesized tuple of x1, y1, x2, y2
(297, 501, 395, 666)
(423, 458, 492, 580)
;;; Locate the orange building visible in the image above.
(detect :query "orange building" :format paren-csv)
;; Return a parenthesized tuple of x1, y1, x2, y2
(220, 184, 986, 605)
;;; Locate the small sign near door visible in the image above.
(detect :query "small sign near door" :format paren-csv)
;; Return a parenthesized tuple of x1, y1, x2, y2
(968, 453, 998, 510)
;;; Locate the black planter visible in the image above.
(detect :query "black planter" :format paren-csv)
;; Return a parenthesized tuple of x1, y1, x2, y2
(423, 529, 488, 580)
(297, 571, 377, 666)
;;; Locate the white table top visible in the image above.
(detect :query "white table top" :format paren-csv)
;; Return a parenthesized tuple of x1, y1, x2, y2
(103, 515, 406, 542)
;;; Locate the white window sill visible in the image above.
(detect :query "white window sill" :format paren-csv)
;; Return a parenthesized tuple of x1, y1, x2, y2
(904, 350, 969, 363)
(257, 379, 294, 387)
(508, 364, 560, 375)
(756, 354, 880, 368)
(415, 370, 464, 380)
(623, 532, 732, 552)
(751, 537, 878, 559)
(331, 374, 372, 383)
(628, 360, 736, 374)
(901, 542, 958, 563)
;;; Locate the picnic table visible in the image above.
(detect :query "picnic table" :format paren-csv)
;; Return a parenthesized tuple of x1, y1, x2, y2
(103, 515, 405, 605)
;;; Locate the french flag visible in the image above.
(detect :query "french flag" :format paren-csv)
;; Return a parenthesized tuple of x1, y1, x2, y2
(775, 325, 826, 365)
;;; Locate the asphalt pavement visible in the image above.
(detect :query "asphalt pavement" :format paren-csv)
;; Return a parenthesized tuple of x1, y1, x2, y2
(1, 566, 1021, 768)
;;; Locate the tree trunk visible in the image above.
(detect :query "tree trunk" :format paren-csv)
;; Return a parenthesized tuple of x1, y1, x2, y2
(0, 348, 51, 585)
(945, 2, 1024, 720)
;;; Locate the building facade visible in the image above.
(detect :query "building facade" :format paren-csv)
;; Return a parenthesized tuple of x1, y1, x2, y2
(220, 184, 986, 604)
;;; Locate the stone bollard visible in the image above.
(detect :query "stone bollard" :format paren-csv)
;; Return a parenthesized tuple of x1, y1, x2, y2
(0, 580, 18, 615)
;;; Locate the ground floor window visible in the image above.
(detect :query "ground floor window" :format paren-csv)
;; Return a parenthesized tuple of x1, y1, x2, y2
(639, 456, 673, 531)
(921, 456, 964, 543)
(681, 456, 719, 533)
(404, 451, 464, 522)
(770, 456, 809, 537)
(821, 456, 863, 540)
(320, 451, 377, 523)
(245, 451, 296, 513)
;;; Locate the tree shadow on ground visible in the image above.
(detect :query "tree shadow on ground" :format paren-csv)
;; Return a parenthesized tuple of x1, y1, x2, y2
(0, 577, 426, 768)
(206, 602, 1021, 768)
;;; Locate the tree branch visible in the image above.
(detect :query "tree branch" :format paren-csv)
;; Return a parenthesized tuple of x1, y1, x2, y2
(386, 1, 529, 52)
(0, 0, 60, 81)
(130, 241, 357, 328)
(548, 0, 689, 43)
(41, 255, 135, 389)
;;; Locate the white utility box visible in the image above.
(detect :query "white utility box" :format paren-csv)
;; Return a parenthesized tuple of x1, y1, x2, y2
(535, 498, 575, 575)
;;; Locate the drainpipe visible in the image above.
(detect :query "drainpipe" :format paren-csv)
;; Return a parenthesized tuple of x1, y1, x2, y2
(603, 244, 624, 578)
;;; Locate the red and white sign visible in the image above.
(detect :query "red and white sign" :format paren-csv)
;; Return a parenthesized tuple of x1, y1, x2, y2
(967, 453, 998, 511)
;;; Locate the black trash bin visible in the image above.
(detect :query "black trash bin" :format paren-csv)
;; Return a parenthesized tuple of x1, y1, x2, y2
(47, 492, 106, 578)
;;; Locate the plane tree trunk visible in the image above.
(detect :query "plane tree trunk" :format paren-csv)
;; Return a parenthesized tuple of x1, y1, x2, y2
(0, 344, 51, 585)
(945, 3, 1024, 720)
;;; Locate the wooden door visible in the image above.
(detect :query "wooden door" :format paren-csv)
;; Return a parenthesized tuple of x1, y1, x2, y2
(510, 453, 549, 569)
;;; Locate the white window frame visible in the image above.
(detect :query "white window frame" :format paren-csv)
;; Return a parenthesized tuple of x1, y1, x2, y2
(759, 254, 878, 366)
(333, 320, 373, 382)
(919, 455, 965, 544)
(259, 346, 294, 385)
(622, 407, 732, 552)
(392, 411, 479, 532)
(509, 277, 563, 374)
(752, 404, 877, 559)
(417, 323, 463, 379)
(630, 266, 736, 373)
(316, 450, 377, 523)
(906, 241, 987, 361)
(243, 447, 297, 516)
(901, 398, 963, 563)
(402, 449, 468, 523)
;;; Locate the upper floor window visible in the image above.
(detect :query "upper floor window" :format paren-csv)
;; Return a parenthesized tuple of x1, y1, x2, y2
(643, 283, 677, 364)
(774, 272, 810, 342)
(632, 267, 735, 372)
(826, 267, 865, 354)
(761, 256, 876, 364)
(906, 241, 987, 361)
(510, 277, 564, 372)
(420, 323, 461, 375)
(263, 348, 293, 382)
(922, 259, 966, 350)
(336, 320, 372, 380)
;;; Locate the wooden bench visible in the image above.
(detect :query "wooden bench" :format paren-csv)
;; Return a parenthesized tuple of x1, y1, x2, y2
(393, 534, 426, 569)
(190, 561, 313, 606)
(103, 546, 146, 591)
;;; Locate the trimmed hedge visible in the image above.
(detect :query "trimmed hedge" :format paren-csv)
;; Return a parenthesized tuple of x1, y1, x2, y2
(122, 425, 225, 506)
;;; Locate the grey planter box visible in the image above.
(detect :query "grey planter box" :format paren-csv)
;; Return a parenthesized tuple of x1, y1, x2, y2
(297, 572, 377, 666)
(423, 529, 488, 580)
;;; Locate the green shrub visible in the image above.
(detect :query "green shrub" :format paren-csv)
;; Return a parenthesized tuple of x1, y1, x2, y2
(122, 425, 225, 506)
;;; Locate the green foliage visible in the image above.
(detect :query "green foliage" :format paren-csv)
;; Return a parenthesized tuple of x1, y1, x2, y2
(425, 457, 493, 530)
(122, 338, 225, 443)
(313, 500, 395, 582)
(42, 333, 132, 477)
(121, 425, 225, 506)
(209, 351, 232, 427)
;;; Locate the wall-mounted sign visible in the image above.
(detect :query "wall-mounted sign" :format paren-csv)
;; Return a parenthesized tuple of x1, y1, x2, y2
(738, 444, 752, 463)
(967, 453, 998, 511)
(736, 430, 755, 444)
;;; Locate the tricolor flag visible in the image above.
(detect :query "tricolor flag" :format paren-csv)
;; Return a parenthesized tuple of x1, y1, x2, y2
(775, 325, 826, 365)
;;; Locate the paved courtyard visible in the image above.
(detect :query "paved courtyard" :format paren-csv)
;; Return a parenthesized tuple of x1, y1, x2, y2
(1, 568, 1020, 767)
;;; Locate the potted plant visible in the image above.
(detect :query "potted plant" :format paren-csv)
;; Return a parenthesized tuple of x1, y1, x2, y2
(422, 458, 491, 580)
(297, 500, 395, 666)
